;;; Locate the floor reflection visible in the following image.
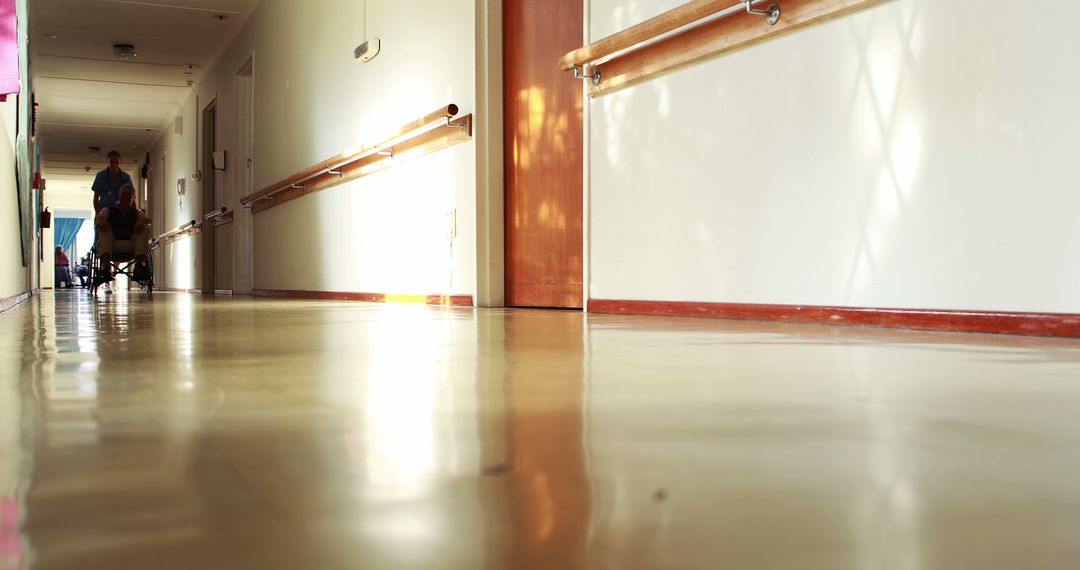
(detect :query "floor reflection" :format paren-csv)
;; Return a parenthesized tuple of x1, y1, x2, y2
(477, 309, 591, 569)
(2, 292, 1080, 569)
(0, 295, 36, 570)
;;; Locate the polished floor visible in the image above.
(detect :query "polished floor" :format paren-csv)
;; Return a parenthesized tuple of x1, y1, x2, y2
(1, 290, 1080, 569)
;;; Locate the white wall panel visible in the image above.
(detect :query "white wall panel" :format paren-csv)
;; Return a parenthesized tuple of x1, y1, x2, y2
(152, 0, 477, 296)
(588, 0, 1080, 313)
(0, 99, 30, 300)
(149, 94, 199, 290)
(254, 144, 475, 295)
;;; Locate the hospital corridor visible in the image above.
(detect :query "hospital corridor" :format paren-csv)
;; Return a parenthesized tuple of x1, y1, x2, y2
(2, 0, 1080, 567)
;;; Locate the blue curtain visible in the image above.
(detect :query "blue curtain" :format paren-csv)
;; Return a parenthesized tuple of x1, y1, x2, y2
(54, 217, 84, 252)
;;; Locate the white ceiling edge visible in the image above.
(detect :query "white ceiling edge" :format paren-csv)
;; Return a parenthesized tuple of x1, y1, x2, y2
(141, 0, 263, 158)
(187, 0, 262, 88)
(34, 0, 264, 170)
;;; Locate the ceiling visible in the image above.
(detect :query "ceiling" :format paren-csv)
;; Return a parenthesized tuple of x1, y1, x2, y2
(30, 0, 257, 193)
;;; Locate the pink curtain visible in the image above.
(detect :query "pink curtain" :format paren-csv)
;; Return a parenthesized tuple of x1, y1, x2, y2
(0, 0, 19, 99)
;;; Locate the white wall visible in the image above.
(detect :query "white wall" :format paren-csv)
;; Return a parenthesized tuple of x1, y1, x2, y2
(0, 98, 29, 300)
(150, 0, 477, 297)
(588, 0, 1080, 314)
(148, 93, 200, 290)
(0, 0, 34, 302)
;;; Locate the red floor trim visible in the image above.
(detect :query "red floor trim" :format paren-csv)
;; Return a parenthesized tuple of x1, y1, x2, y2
(587, 299, 1080, 338)
(252, 289, 474, 307)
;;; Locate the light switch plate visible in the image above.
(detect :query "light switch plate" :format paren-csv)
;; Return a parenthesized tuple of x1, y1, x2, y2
(446, 209, 456, 239)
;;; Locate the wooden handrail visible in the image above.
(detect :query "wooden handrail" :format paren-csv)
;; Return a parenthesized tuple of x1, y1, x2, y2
(154, 219, 197, 243)
(560, 0, 742, 69)
(240, 104, 460, 207)
(149, 208, 232, 250)
(201, 207, 228, 222)
(564, 0, 889, 96)
(193, 207, 233, 230)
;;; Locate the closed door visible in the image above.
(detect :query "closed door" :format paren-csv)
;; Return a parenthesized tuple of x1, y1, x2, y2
(158, 153, 167, 287)
(201, 101, 216, 294)
(503, 0, 584, 308)
(235, 58, 255, 294)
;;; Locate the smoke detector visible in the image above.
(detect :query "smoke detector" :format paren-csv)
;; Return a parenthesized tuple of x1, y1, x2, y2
(113, 44, 137, 60)
(353, 38, 380, 62)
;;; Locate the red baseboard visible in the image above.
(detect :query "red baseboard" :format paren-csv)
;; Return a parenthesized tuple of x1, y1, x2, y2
(587, 299, 1080, 338)
(0, 291, 32, 314)
(252, 289, 474, 307)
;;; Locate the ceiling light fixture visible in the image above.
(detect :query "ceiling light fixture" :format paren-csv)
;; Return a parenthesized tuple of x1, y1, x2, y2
(113, 43, 137, 60)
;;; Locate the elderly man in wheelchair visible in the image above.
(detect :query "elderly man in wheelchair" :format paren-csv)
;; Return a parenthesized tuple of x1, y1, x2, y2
(93, 184, 153, 291)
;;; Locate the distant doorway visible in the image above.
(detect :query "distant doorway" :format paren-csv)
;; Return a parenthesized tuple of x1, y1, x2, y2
(51, 209, 94, 289)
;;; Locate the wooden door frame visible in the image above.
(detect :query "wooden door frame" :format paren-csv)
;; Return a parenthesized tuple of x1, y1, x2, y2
(158, 151, 167, 288)
(201, 98, 217, 294)
(581, 5, 591, 313)
(475, 0, 505, 307)
(234, 55, 255, 295)
(476, 1, 590, 309)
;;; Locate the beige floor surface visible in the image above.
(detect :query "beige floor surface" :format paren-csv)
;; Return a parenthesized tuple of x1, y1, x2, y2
(1, 290, 1080, 569)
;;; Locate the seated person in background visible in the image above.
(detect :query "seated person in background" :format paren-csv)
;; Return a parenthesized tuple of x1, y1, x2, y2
(95, 184, 152, 282)
(54, 246, 73, 288)
(74, 259, 89, 288)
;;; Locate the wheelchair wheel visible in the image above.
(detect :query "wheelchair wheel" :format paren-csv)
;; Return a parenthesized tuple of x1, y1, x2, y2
(87, 249, 98, 298)
(86, 248, 113, 298)
(143, 250, 154, 295)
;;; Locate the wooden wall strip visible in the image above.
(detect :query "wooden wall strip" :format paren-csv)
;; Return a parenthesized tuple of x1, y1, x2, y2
(241, 104, 464, 208)
(560, 0, 730, 70)
(589, 0, 889, 96)
(155, 220, 199, 244)
(252, 289, 474, 307)
(157, 226, 201, 245)
(249, 115, 472, 214)
(249, 104, 460, 203)
(588, 299, 1080, 338)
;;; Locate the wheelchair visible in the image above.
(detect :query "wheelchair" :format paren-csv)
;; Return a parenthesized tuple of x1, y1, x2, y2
(87, 239, 155, 297)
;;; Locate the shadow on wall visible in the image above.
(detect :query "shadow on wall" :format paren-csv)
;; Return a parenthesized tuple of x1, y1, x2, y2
(260, 1, 475, 296)
(508, 84, 580, 235)
(591, 0, 927, 304)
(594, 0, 1080, 311)
(284, 146, 461, 295)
